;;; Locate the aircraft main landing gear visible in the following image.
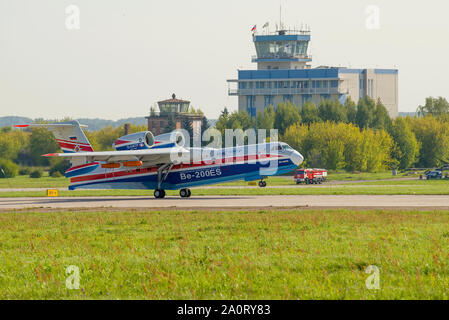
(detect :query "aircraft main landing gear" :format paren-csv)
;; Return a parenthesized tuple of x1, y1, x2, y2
(179, 188, 191, 198)
(153, 163, 173, 199)
(258, 180, 267, 188)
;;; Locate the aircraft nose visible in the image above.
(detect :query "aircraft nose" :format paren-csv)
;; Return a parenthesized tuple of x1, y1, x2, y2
(291, 151, 304, 166)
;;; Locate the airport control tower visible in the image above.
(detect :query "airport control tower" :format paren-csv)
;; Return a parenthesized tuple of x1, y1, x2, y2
(252, 28, 312, 70)
(228, 24, 399, 118)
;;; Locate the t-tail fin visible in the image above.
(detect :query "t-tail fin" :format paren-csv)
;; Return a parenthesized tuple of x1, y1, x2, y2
(15, 120, 94, 153)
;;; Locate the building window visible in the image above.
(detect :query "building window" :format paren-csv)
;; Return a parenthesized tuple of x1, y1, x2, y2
(248, 82, 254, 89)
(367, 79, 374, 97)
(246, 96, 255, 117)
(283, 95, 293, 103)
(322, 81, 328, 88)
(302, 94, 312, 105)
(312, 80, 322, 89)
(330, 80, 338, 88)
(264, 95, 273, 108)
(239, 82, 247, 89)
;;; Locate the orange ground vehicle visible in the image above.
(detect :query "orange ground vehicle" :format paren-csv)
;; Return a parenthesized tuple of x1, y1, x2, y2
(294, 168, 327, 184)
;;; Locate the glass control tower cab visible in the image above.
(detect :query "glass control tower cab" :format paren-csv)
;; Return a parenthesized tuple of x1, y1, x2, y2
(252, 29, 312, 70)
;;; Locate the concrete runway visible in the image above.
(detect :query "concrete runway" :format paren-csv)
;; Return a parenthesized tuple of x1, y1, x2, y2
(1, 195, 449, 210)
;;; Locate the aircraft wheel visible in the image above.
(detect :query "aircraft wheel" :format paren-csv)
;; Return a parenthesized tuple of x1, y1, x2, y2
(259, 180, 267, 188)
(180, 188, 191, 198)
(154, 189, 166, 199)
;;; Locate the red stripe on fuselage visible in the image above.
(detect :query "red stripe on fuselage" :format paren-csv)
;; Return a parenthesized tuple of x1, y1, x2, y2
(114, 139, 131, 146)
(70, 154, 282, 184)
(66, 162, 100, 173)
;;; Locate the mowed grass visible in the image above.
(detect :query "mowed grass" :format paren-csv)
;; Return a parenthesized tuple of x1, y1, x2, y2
(326, 171, 419, 181)
(347, 179, 449, 186)
(1, 209, 449, 299)
(1, 183, 449, 197)
(0, 175, 293, 189)
(0, 174, 69, 188)
(0, 171, 419, 189)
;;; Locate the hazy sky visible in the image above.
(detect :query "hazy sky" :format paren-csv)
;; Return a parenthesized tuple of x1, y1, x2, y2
(1, 0, 448, 120)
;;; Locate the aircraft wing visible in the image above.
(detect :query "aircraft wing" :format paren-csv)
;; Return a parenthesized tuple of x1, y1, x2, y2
(44, 147, 190, 167)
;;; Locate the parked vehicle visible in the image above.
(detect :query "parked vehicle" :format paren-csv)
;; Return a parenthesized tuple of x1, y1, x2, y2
(425, 169, 443, 180)
(294, 168, 327, 184)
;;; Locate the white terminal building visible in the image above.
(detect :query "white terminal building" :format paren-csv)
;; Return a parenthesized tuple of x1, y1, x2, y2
(227, 27, 398, 118)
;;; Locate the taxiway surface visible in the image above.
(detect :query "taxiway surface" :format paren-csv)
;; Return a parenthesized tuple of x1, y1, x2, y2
(1, 195, 449, 210)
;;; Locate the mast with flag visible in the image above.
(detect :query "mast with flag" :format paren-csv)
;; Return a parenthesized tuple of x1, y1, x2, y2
(251, 24, 256, 35)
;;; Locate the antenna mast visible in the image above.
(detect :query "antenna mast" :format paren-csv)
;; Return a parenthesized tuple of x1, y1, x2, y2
(279, 1, 282, 30)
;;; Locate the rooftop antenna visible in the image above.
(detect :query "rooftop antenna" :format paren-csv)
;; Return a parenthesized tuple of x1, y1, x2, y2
(279, 1, 282, 30)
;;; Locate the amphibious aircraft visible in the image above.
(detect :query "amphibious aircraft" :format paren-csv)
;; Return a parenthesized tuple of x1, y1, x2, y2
(15, 121, 303, 198)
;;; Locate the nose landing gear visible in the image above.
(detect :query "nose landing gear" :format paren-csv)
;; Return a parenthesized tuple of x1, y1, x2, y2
(154, 189, 166, 199)
(258, 180, 267, 188)
(179, 188, 191, 198)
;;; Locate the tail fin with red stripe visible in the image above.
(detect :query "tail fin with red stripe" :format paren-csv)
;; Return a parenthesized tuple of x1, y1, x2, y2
(15, 121, 93, 153)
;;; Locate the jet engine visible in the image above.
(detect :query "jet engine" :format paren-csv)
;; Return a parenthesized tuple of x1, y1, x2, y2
(153, 131, 186, 149)
(113, 131, 155, 151)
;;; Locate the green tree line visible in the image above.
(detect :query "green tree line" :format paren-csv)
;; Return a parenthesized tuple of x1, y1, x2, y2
(215, 96, 449, 172)
(0, 97, 448, 177)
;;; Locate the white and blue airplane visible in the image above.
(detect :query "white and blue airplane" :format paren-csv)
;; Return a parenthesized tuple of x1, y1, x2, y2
(15, 121, 303, 198)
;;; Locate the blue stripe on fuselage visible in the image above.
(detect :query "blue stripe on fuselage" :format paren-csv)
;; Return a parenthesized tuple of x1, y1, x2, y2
(69, 158, 296, 190)
(65, 164, 99, 178)
(151, 143, 176, 149)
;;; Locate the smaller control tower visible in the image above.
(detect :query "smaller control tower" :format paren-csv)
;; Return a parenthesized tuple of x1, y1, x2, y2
(146, 94, 203, 136)
(252, 28, 312, 70)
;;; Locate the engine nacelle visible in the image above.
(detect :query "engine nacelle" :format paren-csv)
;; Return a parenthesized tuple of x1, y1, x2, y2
(153, 131, 186, 149)
(113, 131, 155, 151)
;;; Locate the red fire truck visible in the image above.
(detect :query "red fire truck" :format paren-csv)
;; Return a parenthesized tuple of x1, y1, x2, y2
(294, 168, 328, 184)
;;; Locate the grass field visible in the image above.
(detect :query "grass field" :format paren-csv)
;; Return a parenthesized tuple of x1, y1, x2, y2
(1, 183, 449, 197)
(0, 171, 419, 189)
(1, 209, 449, 299)
(326, 171, 419, 181)
(0, 174, 69, 188)
(347, 179, 449, 186)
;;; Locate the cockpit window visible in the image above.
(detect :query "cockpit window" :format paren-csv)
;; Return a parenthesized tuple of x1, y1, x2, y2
(281, 144, 292, 151)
